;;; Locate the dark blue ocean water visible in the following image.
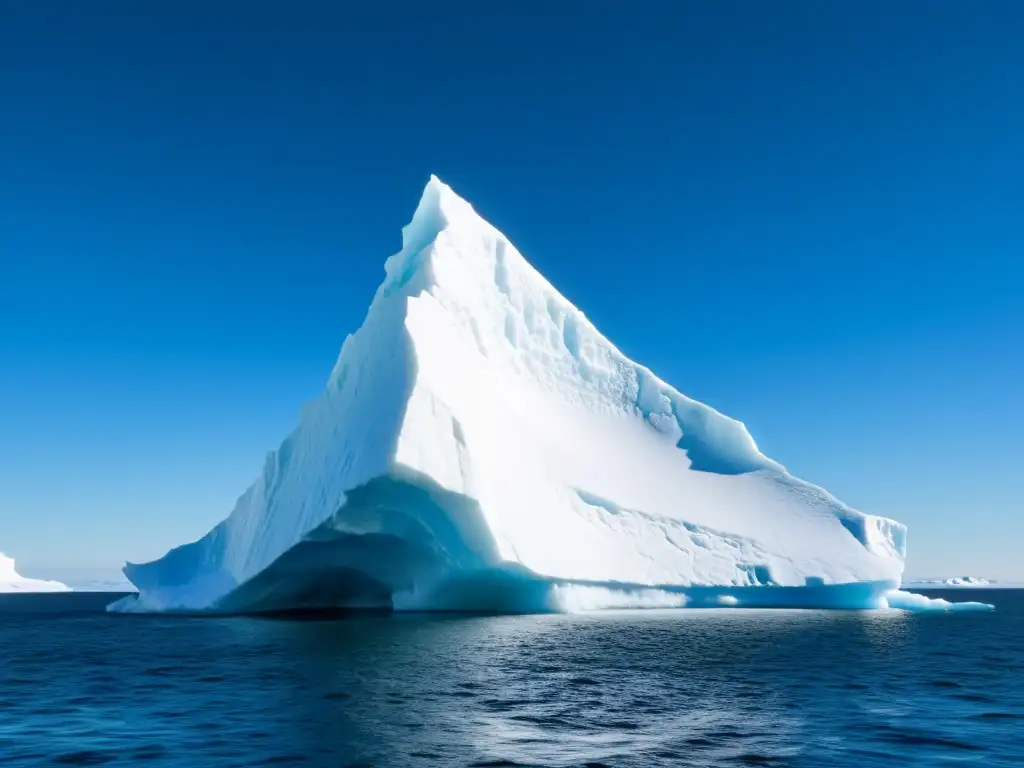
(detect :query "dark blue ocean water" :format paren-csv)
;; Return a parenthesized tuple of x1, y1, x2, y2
(1, 591, 1022, 767)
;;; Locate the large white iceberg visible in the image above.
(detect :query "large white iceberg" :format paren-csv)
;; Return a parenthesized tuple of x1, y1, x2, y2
(0, 553, 70, 593)
(111, 177, 910, 614)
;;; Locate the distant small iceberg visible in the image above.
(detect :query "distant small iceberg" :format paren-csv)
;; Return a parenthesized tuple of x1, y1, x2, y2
(904, 576, 996, 588)
(0, 553, 70, 593)
(941, 576, 992, 586)
(65, 577, 137, 593)
(44, 568, 138, 593)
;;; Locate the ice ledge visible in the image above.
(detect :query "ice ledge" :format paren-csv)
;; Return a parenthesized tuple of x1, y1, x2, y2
(884, 589, 993, 612)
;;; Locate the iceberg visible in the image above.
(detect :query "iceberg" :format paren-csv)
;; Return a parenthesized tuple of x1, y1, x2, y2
(904, 576, 996, 588)
(942, 576, 992, 586)
(111, 176, 911, 615)
(0, 553, 70, 593)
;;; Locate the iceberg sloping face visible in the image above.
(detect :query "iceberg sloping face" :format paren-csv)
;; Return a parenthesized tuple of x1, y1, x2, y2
(111, 177, 907, 614)
(0, 553, 70, 593)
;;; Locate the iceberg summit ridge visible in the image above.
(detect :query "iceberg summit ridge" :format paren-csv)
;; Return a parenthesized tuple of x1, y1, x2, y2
(111, 176, 914, 614)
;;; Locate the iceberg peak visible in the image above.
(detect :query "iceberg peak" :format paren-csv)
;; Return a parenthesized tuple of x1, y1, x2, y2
(401, 174, 481, 252)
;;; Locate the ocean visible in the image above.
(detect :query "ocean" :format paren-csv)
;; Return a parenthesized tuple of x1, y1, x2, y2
(1, 590, 1021, 767)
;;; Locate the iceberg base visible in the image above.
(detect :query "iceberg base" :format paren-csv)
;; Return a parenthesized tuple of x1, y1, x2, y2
(109, 568, 918, 615)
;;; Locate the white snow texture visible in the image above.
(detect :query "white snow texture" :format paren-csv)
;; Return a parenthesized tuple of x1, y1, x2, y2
(0, 553, 70, 593)
(112, 176, 912, 615)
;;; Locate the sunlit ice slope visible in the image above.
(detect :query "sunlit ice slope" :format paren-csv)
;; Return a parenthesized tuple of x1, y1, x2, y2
(110, 177, 907, 614)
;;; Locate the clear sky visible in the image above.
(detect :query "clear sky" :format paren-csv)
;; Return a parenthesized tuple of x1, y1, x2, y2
(1, 1, 1021, 583)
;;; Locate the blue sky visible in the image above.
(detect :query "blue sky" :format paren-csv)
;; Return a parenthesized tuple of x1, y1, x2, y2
(1, 1, 1021, 582)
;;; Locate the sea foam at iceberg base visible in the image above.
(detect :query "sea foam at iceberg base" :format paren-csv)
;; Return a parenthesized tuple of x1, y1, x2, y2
(109, 177, 988, 616)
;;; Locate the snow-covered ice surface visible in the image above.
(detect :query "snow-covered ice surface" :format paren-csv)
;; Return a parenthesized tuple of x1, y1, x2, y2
(111, 176, 932, 615)
(0, 553, 70, 593)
